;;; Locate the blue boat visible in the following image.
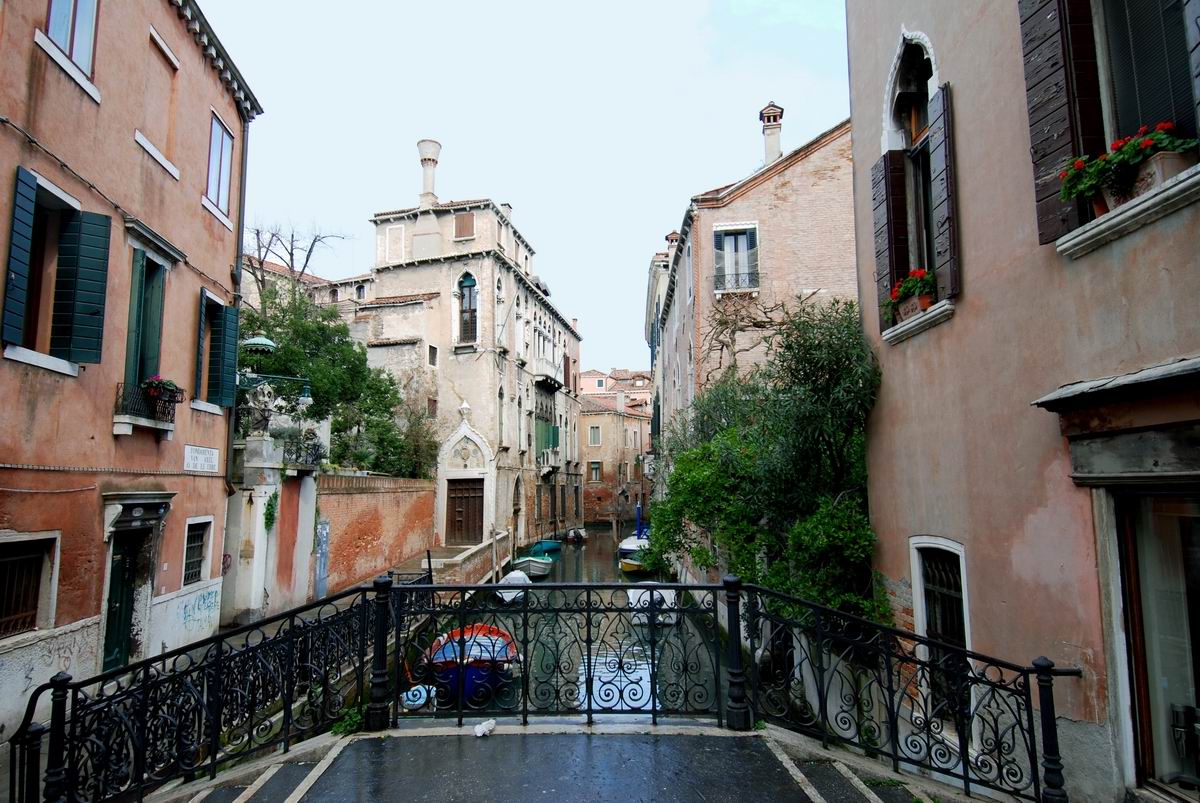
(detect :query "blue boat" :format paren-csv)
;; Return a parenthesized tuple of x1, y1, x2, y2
(424, 624, 519, 702)
(529, 539, 562, 557)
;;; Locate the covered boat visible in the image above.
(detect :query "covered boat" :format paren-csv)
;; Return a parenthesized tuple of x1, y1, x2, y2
(617, 531, 650, 558)
(496, 569, 532, 603)
(424, 624, 519, 701)
(529, 539, 562, 557)
(564, 527, 588, 542)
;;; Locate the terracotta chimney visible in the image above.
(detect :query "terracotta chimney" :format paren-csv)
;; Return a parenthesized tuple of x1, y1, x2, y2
(759, 102, 784, 164)
(417, 139, 441, 209)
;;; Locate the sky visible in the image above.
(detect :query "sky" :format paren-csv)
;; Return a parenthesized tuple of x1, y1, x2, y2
(200, 0, 850, 372)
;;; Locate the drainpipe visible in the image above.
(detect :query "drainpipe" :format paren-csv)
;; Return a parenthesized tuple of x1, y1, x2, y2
(224, 117, 251, 495)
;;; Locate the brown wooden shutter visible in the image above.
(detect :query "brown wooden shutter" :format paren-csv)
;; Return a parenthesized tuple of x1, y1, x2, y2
(1019, 0, 1105, 244)
(871, 151, 908, 332)
(454, 212, 474, 239)
(928, 84, 960, 300)
(1186, 0, 1200, 128)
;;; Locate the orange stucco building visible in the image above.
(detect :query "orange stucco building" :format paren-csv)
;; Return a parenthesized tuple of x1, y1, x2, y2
(0, 0, 260, 735)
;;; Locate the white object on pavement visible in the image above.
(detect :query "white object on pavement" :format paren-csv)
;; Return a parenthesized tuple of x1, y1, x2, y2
(474, 719, 497, 737)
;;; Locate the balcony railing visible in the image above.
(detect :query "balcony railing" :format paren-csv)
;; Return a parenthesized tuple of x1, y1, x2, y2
(714, 271, 760, 291)
(113, 383, 184, 424)
(282, 438, 327, 466)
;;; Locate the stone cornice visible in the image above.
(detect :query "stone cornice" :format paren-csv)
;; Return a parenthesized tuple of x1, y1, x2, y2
(168, 0, 263, 121)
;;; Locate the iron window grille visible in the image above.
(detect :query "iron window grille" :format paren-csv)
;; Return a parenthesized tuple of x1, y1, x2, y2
(0, 542, 43, 638)
(182, 524, 207, 586)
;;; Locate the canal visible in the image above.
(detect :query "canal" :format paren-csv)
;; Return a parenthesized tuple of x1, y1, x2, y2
(542, 521, 637, 583)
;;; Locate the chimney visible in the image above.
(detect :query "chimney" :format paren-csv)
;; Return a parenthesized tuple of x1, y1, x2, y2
(665, 231, 680, 245)
(759, 102, 784, 164)
(417, 139, 441, 208)
(501, 203, 513, 220)
(571, 317, 578, 331)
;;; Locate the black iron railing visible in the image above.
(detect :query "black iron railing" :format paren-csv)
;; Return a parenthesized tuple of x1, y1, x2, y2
(113, 383, 184, 424)
(714, 271, 760, 291)
(8, 575, 1078, 802)
(282, 438, 327, 466)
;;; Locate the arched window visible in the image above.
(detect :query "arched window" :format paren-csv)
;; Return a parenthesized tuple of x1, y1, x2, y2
(355, 284, 365, 300)
(892, 41, 936, 271)
(498, 388, 505, 446)
(458, 273, 478, 342)
(330, 288, 339, 303)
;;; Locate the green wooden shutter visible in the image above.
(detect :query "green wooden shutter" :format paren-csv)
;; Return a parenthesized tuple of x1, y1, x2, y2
(138, 262, 165, 381)
(50, 211, 110, 363)
(928, 85, 960, 301)
(208, 304, 238, 407)
(871, 151, 908, 331)
(2, 167, 38, 345)
(124, 250, 146, 386)
(712, 231, 725, 276)
(194, 292, 208, 397)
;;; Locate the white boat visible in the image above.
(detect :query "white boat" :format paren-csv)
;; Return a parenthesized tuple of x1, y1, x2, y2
(629, 583, 679, 626)
(513, 555, 554, 578)
(496, 570, 532, 603)
(618, 531, 650, 558)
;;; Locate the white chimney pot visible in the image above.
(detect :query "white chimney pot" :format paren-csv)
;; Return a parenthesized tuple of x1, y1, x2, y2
(417, 139, 441, 208)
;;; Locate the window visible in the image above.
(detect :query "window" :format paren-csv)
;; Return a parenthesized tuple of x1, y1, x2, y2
(0, 539, 52, 638)
(686, 242, 693, 298)
(428, 344, 438, 366)
(427, 397, 438, 418)
(459, 273, 478, 342)
(1099, 0, 1196, 140)
(124, 249, 166, 388)
(517, 396, 524, 450)
(588, 425, 601, 446)
(535, 485, 542, 521)
(205, 115, 234, 216)
(498, 389, 505, 446)
(194, 291, 238, 406)
(2, 168, 111, 366)
(559, 485, 566, 520)
(595, 379, 604, 389)
(454, 212, 475, 240)
(574, 483, 581, 517)
(873, 39, 959, 332)
(329, 288, 339, 303)
(589, 462, 602, 482)
(918, 547, 970, 719)
(183, 522, 208, 586)
(713, 227, 759, 291)
(46, 0, 99, 75)
(355, 284, 365, 300)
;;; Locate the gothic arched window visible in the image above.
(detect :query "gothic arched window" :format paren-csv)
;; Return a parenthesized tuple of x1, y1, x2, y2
(458, 273, 478, 342)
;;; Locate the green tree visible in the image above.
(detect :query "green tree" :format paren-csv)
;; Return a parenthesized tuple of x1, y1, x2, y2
(647, 297, 888, 621)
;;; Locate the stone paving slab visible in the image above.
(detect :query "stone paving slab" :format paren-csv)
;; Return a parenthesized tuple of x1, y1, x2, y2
(300, 733, 803, 802)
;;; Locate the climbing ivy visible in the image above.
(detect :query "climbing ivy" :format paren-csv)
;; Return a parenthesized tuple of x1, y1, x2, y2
(264, 490, 279, 532)
(647, 298, 890, 623)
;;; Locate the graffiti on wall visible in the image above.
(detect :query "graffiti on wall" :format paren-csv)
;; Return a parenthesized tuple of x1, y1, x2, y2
(180, 588, 221, 632)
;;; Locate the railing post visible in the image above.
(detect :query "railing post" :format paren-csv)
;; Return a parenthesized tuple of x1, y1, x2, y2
(1033, 657, 1069, 802)
(42, 672, 70, 803)
(365, 575, 393, 731)
(723, 576, 751, 731)
(22, 722, 46, 803)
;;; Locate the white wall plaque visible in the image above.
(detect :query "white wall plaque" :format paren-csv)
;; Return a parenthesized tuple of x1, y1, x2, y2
(184, 445, 220, 474)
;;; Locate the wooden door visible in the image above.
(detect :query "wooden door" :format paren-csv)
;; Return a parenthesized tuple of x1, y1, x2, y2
(103, 533, 142, 671)
(446, 479, 484, 545)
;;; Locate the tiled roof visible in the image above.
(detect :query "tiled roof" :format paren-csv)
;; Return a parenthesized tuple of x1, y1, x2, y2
(361, 292, 440, 307)
(248, 258, 330, 285)
(372, 199, 492, 220)
(580, 395, 651, 418)
(367, 337, 421, 347)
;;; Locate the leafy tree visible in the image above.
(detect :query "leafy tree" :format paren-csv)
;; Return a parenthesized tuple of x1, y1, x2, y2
(647, 297, 888, 621)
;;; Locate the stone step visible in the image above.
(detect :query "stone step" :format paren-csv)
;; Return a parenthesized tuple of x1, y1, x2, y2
(247, 763, 315, 802)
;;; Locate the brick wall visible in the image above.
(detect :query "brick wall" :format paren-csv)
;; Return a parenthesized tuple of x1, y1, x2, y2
(317, 476, 436, 593)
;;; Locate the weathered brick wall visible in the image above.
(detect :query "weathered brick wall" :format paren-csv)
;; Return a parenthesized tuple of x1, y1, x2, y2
(317, 476, 436, 593)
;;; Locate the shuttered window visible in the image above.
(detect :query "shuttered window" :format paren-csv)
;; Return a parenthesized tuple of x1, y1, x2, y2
(454, 212, 475, 239)
(458, 273, 478, 342)
(1018, 0, 1114, 242)
(195, 291, 237, 405)
(1101, 0, 1197, 139)
(124, 249, 165, 387)
(3, 167, 110, 363)
(712, 228, 759, 291)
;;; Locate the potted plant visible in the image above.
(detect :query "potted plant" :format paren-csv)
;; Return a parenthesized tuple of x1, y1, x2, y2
(1059, 121, 1198, 215)
(1102, 122, 1198, 206)
(141, 375, 182, 402)
(883, 268, 936, 324)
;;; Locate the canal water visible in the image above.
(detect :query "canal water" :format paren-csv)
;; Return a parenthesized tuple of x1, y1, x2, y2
(542, 521, 635, 583)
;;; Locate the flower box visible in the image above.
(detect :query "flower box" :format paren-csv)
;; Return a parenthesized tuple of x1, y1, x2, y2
(895, 294, 933, 323)
(1103, 150, 1199, 208)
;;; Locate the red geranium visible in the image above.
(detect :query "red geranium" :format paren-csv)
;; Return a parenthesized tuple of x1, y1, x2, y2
(1140, 137, 1155, 149)
(890, 286, 900, 301)
(1137, 124, 1149, 135)
(1156, 121, 1175, 132)
(1073, 158, 1086, 170)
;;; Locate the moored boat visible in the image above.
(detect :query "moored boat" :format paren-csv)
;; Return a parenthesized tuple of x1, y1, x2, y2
(618, 531, 650, 558)
(564, 527, 588, 542)
(423, 624, 519, 701)
(496, 569, 532, 603)
(514, 555, 554, 578)
(629, 582, 679, 625)
(530, 539, 562, 556)
(619, 553, 652, 574)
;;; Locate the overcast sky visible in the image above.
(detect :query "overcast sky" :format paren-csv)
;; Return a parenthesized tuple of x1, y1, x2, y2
(200, 0, 850, 372)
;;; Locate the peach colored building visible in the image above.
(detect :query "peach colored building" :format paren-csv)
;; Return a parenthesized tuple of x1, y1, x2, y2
(580, 394, 652, 523)
(847, 2, 1200, 799)
(650, 106, 856, 437)
(0, 0, 260, 735)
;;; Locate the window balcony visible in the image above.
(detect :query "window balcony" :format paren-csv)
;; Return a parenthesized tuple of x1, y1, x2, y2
(532, 355, 564, 389)
(113, 382, 183, 439)
(714, 271, 760, 292)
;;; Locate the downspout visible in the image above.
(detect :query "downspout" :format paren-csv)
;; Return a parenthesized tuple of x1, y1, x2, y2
(224, 116, 251, 495)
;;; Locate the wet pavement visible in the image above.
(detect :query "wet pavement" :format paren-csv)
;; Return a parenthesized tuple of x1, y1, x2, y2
(300, 733, 803, 802)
